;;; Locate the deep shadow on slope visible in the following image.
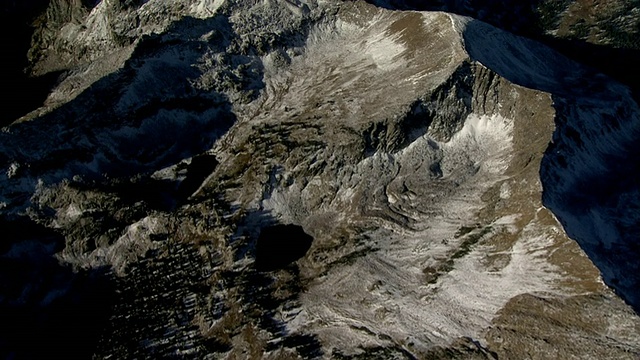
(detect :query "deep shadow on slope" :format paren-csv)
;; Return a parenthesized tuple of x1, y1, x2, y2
(255, 224, 314, 271)
(462, 19, 640, 312)
(0, 13, 256, 213)
(0, 1, 62, 126)
(0, 216, 114, 360)
(0, 0, 144, 126)
(541, 95, 640, 312)
(365, 0, 640, 92)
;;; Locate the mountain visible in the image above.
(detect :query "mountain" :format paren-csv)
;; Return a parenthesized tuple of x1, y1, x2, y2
(365, 0, 640, 90)
(1, 0, 639, 359)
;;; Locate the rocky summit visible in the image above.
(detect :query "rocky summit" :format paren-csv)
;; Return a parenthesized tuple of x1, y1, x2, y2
(1, 0, 640, 359)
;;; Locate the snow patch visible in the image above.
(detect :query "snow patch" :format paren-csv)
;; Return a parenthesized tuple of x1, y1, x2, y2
(363, 30, 406, 71)
(189, 0, 226, 18)
(443, 113, 514, 175)
(499, 181, 511, 199)
(6, 162, 19, 178)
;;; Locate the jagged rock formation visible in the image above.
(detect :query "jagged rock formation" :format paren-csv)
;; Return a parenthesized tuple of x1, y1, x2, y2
(1, 0, 640, 359)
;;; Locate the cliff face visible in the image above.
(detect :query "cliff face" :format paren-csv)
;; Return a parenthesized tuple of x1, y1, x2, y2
(1, 1, 640, 359)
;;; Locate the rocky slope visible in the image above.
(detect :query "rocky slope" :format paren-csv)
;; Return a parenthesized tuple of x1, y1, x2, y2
(366, 0, 640, 90)
(1, 0, 640, 359)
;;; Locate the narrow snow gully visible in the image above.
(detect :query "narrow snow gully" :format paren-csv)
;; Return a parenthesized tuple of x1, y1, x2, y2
(463, 19, 640, 312)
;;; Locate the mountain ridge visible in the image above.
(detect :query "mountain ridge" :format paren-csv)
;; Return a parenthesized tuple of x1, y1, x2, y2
(1, 0, 639, 358)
